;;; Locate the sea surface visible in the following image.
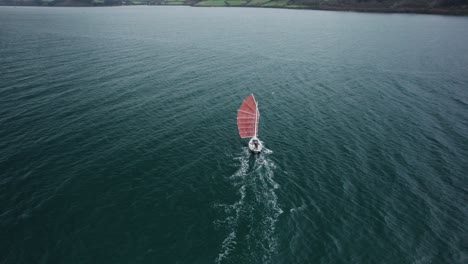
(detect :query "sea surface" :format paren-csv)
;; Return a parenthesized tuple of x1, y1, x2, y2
(1, 6, 467, 264)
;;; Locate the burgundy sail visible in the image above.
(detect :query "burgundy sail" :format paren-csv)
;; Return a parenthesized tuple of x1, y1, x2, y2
(237, 94, 259, 138)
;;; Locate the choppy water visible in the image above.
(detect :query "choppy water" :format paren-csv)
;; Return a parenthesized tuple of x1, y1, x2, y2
(1, 6, 467, 264)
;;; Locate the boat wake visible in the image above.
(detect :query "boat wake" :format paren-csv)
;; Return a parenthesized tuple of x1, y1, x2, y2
(214, 147, 283, 264)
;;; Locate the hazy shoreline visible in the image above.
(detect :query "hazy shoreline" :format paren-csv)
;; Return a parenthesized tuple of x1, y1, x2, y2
(1, 2, 467, 16)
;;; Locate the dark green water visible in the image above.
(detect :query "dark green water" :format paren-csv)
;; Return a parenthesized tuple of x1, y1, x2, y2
(1, 6, 467, 264)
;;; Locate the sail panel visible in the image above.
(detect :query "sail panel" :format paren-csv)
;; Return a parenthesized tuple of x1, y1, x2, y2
(237, 94, 259, 138)
(237, 111, 256, 119)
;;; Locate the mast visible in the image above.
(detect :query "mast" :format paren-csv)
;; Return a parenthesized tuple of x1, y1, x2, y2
(255, 101, 258, 137)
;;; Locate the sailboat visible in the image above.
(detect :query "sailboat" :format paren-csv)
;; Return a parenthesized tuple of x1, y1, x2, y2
(237, 93, 263, 153)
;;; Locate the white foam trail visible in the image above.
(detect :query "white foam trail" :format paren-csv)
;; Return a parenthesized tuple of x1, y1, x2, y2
(252, 152, 283, 263)
(215, 148, 249, 264)
(215, 231, 237, 263)
(215, 147, 283, 264)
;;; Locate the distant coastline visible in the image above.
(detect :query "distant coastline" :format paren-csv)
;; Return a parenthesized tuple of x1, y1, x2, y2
(1, 0, 468, 16)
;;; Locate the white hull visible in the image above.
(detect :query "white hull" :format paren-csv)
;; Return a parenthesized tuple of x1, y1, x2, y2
(248, 137, 262, 153)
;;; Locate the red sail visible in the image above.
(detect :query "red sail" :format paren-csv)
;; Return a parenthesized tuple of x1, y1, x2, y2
(237, 94, 259, 138)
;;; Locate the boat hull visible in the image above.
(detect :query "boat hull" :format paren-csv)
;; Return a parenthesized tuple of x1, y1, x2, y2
(248, 137, 262, 153)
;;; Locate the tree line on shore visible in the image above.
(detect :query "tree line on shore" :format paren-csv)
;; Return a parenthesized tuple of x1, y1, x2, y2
(1, 0, 467, 15)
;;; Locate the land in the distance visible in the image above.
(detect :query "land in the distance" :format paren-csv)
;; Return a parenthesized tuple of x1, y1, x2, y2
(1, 0, 467, 15)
